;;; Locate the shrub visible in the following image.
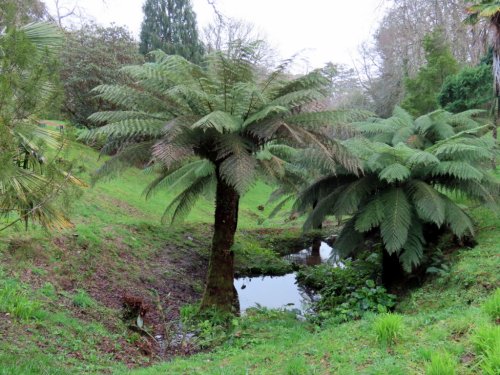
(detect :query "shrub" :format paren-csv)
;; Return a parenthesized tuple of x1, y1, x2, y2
(482, 288, 500, 323)
(330, 280, 396, 322)
(373, 313, 403, 345)
(426, 352, 456, 375)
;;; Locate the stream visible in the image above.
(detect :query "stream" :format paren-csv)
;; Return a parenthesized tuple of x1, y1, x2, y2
(234, 242, 342, 313)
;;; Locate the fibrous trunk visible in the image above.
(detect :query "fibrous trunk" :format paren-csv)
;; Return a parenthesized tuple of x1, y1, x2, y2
(200, 174, 240, 313)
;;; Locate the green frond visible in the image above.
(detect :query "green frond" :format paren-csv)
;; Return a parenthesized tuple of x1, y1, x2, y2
(408, 180, 446, 226)
(400, 218, 425, 272)
(392, 106, 414, 125)
(91, 142, 154, 184)
(355, 195, 385, 232)
(273, 68, 330, 98)
(242, 105, 289, 127)
(380, 188, 412, 254)
(335, 217, 365, 257)
(330, 176, 375, 217)
(88, 111, 164, 125)
(268, 194, 294, 219)
(303, 176, 373, 230)
(405, 149, 440, 167)
(144, 159, 214, 199)
(162, 175, 215, 224)
(92, 84, 169, 113)
(152, 140, 194, 169)
(270, 89, 325, 108)
(88, 119, 166, 141)
(443, 198, 475, 238)
(294, 175, 352, 214)
(219, 151, 257, 195)
(378, 163, 411, 183)
(191, 111, 242, 133)
(431, 161, 484, 181)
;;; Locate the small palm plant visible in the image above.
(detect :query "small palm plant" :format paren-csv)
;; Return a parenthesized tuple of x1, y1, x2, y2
(0, 22, 83, 231)
(296, 130, 498, 284)
(88, 46, 364, 312)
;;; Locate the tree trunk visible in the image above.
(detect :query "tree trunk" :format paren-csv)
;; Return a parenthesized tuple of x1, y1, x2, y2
(200, 175, 240, 313)
(382, 250, 406, 290)
(311, 200, 322, 256)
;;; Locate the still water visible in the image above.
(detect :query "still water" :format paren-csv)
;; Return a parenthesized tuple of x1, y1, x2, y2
(234, 242, 341, 313)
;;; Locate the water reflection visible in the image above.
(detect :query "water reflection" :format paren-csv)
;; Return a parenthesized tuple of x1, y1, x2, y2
(235, 242, 341, 313)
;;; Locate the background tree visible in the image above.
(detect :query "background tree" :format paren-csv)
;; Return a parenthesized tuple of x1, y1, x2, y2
(466, 1, 500, 139)
(401, 30, 459, 117)
(59, 23, 143, 127)
(139, 0, 204, 63)
(88, 47, 362, 313)
(0, 20, 82, 231)
(357, 0, 487, 117)
(439, 52, 493, 113)
(0, 0, 48, 27)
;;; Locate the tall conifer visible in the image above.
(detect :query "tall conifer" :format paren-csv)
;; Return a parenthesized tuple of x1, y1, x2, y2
(139, 0, 204, 63)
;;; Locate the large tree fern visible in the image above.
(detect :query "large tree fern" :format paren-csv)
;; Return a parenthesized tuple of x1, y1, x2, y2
(88, 47, 368, 312)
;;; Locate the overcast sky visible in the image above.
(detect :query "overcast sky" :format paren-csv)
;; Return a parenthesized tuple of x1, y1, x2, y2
(48, 0, 388, 72)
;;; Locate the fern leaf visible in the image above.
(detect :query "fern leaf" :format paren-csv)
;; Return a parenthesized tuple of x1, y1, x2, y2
(379, 163, 411, 183)
(380, 188, 412, 254)
(408, 180, 446, 226)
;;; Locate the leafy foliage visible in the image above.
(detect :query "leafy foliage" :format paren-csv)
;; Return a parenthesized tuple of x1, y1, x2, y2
(0, 21, 82, 230)
(353, 106, 486, 149)
(439, 59, 493, 113)
(401, 30, 459, 117)
(59, 23, 144, 127)
(139, 0, 204, 63)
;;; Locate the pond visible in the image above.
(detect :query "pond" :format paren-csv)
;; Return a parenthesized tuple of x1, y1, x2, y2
(234, 242, 342, 313)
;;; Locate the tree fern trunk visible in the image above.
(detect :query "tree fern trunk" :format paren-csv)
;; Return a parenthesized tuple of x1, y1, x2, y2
(382, 250, 405, 290)
(200, 175, 240, 313)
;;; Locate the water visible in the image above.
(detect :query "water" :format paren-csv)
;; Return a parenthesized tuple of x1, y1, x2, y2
(235, 242, 341, 313)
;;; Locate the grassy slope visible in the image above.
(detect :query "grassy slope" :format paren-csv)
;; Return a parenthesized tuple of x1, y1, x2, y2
(126, 209, 500, 375)
(0, 141, 498, 374)
(0, 141, 297, 374)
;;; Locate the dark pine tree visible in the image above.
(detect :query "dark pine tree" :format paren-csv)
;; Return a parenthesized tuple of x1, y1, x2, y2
(139, 0, 204, 63)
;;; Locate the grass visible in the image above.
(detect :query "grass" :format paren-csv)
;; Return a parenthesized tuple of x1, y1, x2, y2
(482, 288, 500, 322)
(425, 352, 456, 375)
(373, 313, 404, 346)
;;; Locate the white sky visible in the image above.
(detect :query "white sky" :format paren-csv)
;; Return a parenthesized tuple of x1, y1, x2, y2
(48, 0, 388, 72)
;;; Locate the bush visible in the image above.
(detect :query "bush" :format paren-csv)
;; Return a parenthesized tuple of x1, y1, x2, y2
(330, 280, 396, 322)
(482, 288, 500, 323)
(373, 313, 403, 346)
(426, 352, 456, 375)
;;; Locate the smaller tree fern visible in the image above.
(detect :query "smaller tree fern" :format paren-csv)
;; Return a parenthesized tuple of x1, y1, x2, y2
(296, 131, 498, 276)
(353, 106, 487, 149)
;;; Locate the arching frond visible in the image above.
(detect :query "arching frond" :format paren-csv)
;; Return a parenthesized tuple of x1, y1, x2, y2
(400, 218, 425, 272)
(380, 188, 412, 254)
(408, 180, 446, 226)
(162, 174, 215, 224)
